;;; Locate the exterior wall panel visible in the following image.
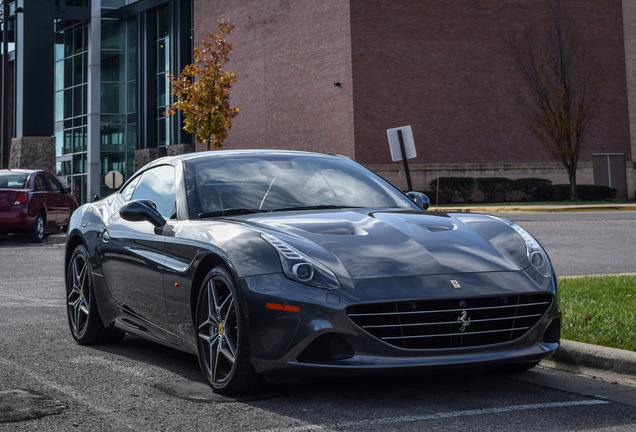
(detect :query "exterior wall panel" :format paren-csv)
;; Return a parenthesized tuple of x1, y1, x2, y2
(350, 0, 631, 167)
(195, 0, 355, 157)
(194, 0, 632, 193)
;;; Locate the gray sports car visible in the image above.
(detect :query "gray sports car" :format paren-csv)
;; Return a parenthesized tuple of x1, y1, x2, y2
(65, 150, 560, 394)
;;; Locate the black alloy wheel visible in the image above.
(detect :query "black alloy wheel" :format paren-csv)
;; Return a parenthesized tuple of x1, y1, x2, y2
(66, 245, 124, 344)
(196, 266, 260, 394)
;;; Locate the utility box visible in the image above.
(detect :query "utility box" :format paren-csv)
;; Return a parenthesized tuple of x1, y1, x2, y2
(592, 153, 627, 199)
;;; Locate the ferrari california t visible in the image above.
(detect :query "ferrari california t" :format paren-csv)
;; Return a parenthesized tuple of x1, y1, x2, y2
(65, 150, 560, 394)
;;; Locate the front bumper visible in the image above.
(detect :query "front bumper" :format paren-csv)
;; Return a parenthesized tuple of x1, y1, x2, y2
(239, 271, 561, 377)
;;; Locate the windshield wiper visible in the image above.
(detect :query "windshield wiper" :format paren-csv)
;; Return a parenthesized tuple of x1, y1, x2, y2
(268, 205, 362, 212)
(199, 208, 264, 218)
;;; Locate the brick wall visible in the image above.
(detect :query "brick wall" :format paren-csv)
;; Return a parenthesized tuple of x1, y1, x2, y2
(194, 0, 356, 157)
(350, 0, 631, 166)
(194, 0, 633, 194)
(623, 0, 636, 197)
(369, 161, 595, 193)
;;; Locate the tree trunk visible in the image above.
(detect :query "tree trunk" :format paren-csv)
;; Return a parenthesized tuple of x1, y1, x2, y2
(568, 168, 578, 201)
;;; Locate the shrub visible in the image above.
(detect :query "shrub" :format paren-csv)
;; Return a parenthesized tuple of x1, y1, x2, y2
(475, 177, 514, 202)
(512, 178, 553, 201)
(426, 176, 617, 203)
(430, 177, 476, 203)
(552, 185, 570, 201)
(553, 184, 617, 201)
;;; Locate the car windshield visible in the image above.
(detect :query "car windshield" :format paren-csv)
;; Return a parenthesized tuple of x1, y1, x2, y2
(0, 172, 29, 189)
(185, 153, 416, 218)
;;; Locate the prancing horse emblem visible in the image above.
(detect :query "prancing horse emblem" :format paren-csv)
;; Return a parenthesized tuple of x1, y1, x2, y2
(457, 310, 471, 332)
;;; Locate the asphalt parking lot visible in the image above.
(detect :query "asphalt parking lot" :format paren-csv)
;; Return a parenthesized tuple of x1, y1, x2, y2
(1, 209, 635, 431)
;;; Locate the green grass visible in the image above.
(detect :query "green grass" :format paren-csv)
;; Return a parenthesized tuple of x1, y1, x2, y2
(559, 275, 636, 351)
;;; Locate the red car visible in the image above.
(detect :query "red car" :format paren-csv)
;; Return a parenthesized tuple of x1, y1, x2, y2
(0, 169, 78, 242)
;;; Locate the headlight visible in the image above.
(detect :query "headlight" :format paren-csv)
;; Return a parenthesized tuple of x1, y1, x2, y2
(508, 223, 552, 278)
(261, 234, 341, 289)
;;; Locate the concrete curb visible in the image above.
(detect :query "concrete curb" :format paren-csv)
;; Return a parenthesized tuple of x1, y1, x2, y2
(546, 339, 636, 378)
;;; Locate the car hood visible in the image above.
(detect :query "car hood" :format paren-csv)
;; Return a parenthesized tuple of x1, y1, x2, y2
(240, 210, 521, 279)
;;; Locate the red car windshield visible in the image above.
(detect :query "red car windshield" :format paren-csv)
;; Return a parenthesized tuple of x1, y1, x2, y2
(0, 172, 29, 189)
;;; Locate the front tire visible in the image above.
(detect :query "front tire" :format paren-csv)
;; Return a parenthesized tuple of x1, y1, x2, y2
(66, 245, 124, 344)
(195, 266, 260, 394)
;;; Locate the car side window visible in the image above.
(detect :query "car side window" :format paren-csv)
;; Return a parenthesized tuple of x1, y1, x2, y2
(45, 174, 62, 193)
(120, 176, 141, 202)
(35, 175, 52, 192)
(130, 165, 176, 219)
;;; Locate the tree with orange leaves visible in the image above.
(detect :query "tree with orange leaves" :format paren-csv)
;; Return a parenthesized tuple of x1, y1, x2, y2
(166, 19, 239, 149)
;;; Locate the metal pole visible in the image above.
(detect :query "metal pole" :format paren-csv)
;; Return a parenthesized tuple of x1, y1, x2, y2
(397, 129, 413, 191)
(1, 0, 9, 168)
(86, 0, 101, 203)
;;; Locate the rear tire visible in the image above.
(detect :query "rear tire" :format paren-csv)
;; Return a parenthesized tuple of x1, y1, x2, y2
(66, 245, 125, 344)
(195, 266, 261, 394)
(29, 213, 45, 243)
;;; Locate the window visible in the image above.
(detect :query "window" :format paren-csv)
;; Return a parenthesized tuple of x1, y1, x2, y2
(120, 175, 141, 201)
(100, 16, 139, 198)
(155, 3, 172, 148)
(0, 173, 28, 188)
(130, 165, 176, 219)
(55, 20, 89, 203)
(45, 174, 64, 193)
(36, 175, 52, 192)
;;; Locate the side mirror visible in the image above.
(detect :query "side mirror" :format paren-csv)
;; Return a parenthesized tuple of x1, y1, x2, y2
(120, 199, 166, 228)
(406, 191, 430, 210)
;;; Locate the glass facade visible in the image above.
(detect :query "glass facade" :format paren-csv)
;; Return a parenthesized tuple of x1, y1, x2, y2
(54, 0, 193, 203)
(156, 3, 172, 148)
(100, 16, 137, 198)
(54, 20, 88, 201)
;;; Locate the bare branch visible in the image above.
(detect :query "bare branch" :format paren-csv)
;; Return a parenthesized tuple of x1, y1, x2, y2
(507, 0, 601, 200)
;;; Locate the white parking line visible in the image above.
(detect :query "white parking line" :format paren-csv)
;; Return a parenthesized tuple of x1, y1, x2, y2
(258, 399, 610, 432)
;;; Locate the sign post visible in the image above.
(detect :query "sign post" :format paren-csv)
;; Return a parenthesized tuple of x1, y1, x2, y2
(387, 125, 416, 190)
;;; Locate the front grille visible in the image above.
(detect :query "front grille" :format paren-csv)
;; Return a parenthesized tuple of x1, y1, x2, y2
(347, 293, 553, 350)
